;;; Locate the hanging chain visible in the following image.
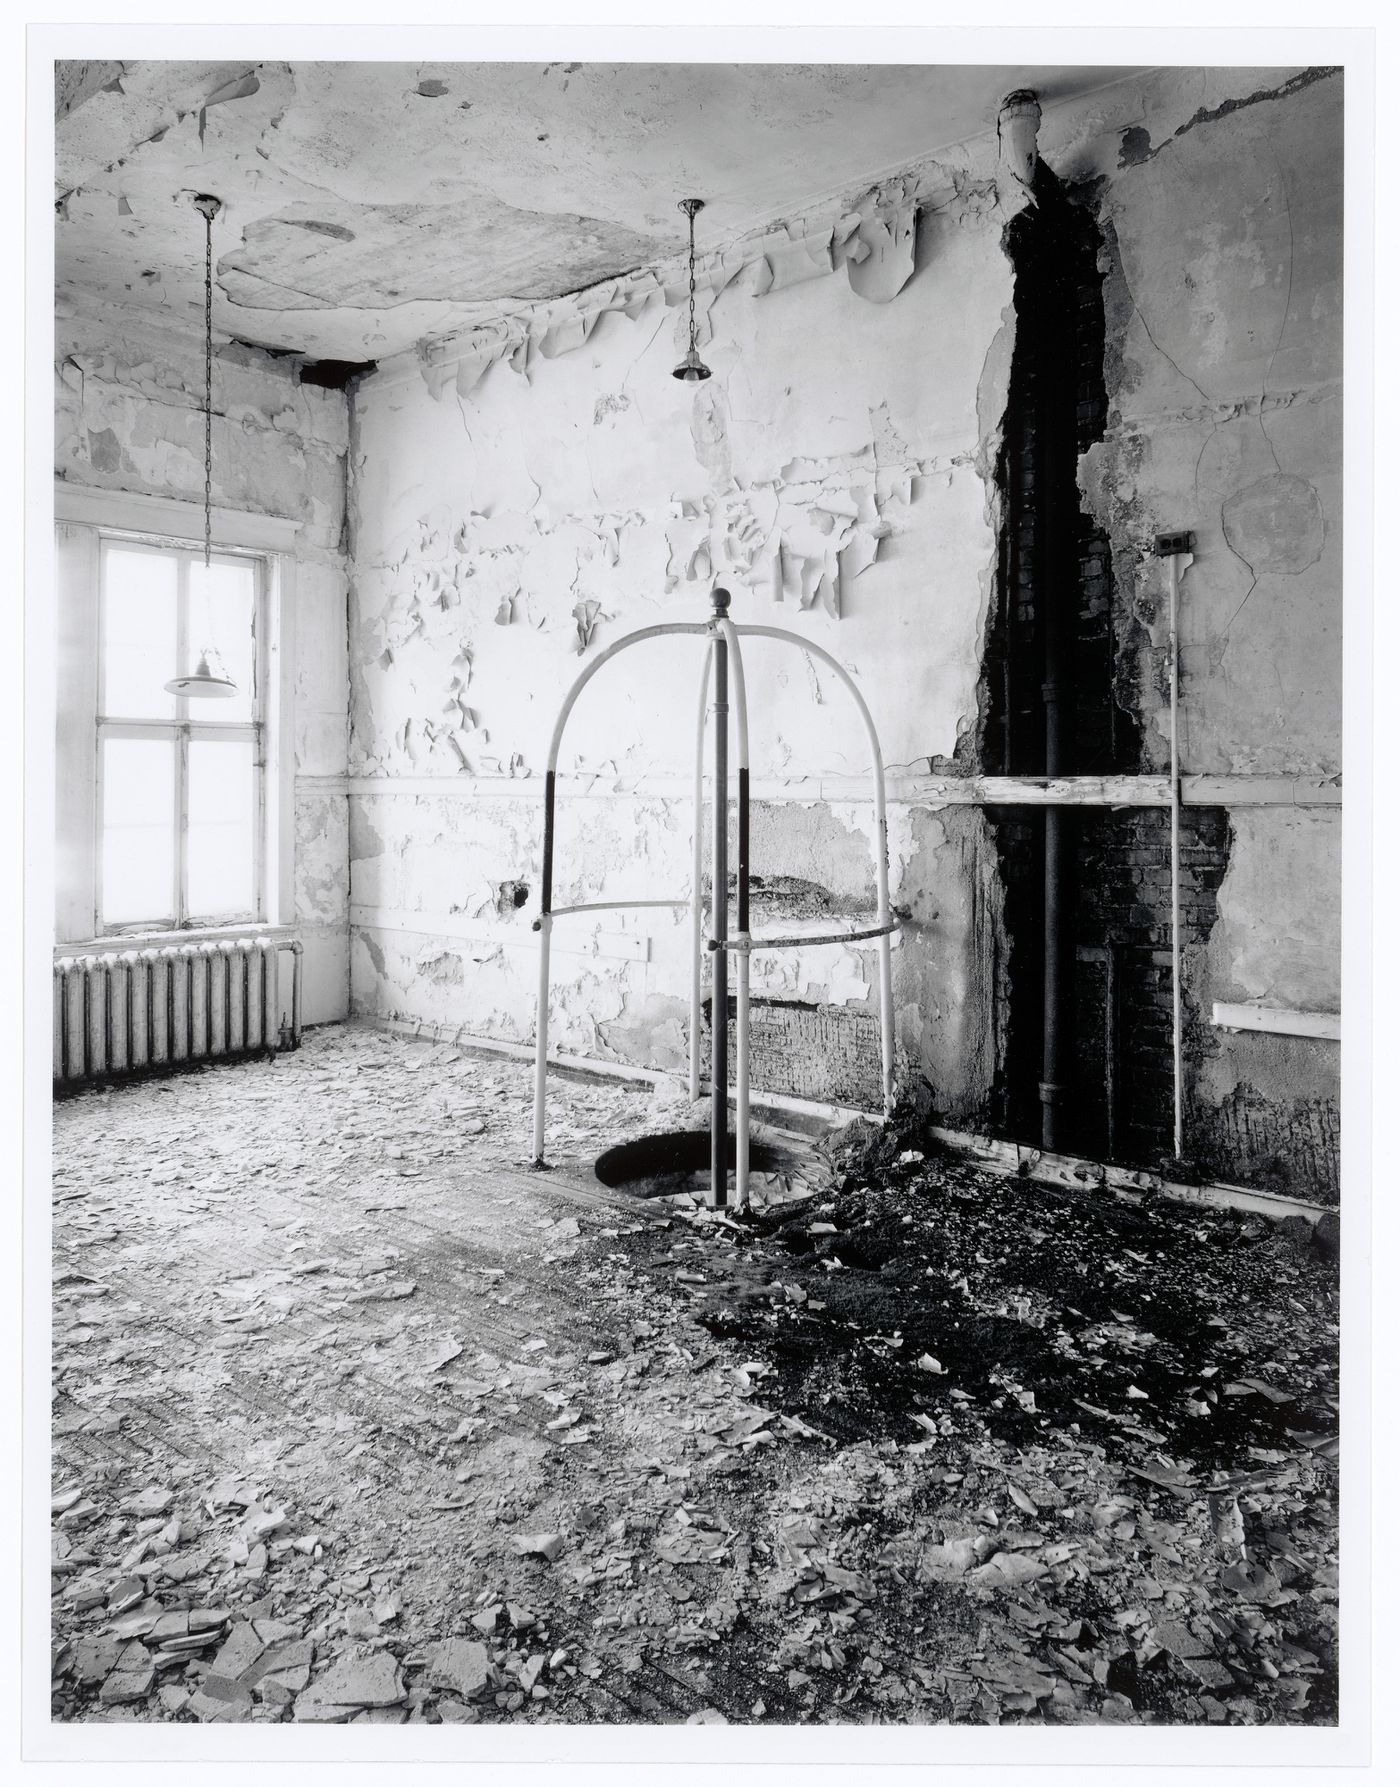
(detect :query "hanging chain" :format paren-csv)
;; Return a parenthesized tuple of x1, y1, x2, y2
(203, 205, 213, 571)
(687, 203, 698, 353)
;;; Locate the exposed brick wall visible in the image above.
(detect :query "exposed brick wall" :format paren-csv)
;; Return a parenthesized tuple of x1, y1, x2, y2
(981, 175, 1140, 783)
(973, 173, 1247, 1178)
(983, 808, 1043, 1139)
(979, 169, 1162, 1157)
(1071, 807, 1230, 1166)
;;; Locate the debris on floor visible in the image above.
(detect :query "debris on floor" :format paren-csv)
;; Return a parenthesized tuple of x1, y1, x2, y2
(51, 1025, 1338, 1725)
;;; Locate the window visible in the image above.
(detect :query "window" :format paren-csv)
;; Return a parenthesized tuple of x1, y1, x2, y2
(55, 484, 297, 947)
(97, 538, 266, 932)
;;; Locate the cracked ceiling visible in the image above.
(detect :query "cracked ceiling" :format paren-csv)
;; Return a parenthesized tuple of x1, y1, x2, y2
(55, 59, 1145, 363)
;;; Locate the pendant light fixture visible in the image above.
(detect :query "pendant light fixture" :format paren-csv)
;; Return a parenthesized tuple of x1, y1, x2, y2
(671, 197, 711, 383)
(166, 192, 238, 700)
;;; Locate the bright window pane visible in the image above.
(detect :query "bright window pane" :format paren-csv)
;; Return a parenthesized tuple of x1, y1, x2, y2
(188, 559, 257, 722)
(188, 739, 258, 919)
(102, 737, 175, 924)
(102, 546, 176, 719)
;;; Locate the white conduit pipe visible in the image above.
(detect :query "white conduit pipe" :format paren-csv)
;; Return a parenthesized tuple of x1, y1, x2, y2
(532, 622, 711, 1165)
(717, 617, 751, 1206)
(734, 625, 897, 1116)
(690, 644, 713, 1105)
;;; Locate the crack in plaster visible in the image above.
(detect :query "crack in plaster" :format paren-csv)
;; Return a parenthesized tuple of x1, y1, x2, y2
(1116, 66, 1339, 168)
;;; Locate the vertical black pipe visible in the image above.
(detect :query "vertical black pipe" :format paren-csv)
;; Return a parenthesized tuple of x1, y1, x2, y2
(185, 950, 195, 1063)
(1105, 939, 1119, 1160)
(540, 770, 556, 918)
(710, 591, 729, 1208)
(1039, 255, 1074, 1154)
(738, 767, 749, 935)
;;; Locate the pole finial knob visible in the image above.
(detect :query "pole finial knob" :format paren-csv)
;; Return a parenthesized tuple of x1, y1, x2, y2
(711, 587, 732, 615)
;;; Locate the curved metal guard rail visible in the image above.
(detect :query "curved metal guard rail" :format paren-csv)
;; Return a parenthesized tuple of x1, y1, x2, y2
(531, 595, 899, 1210)
(710, 919, 901, 952)
(542, 899, 690, 920)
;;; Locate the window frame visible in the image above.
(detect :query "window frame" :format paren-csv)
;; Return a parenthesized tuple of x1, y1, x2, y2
(96, 537, 269, 935)
(54, 483, 299, 949)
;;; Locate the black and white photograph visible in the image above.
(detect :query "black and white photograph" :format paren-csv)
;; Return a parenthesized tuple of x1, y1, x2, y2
(22, 11, 1381, 1773)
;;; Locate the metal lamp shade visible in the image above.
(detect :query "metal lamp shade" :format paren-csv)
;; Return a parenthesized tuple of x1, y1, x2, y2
(165, 653, 238, 698)
(672, 344, 712, 382)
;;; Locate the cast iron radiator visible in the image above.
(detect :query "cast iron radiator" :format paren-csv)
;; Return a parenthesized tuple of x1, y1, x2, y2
(53, 937, 302, 1092)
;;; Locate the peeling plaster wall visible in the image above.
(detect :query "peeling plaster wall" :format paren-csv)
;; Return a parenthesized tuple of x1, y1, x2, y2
(347, 191, 1015, 1111)
(55, 302, 352, 1022)
(1065, 67, 1343, 1193)
(343, 65, 1342, 1187)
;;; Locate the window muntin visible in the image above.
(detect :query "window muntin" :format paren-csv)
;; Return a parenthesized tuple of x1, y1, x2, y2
(96, 538, 264, 932)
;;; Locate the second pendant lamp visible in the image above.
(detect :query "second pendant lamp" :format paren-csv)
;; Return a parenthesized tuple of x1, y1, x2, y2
(166, 192, 238, 700)
(672, 197, 711, 383)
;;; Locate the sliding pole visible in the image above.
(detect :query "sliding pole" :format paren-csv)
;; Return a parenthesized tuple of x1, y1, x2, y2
(717, 612, 751, 1207)
(710, 595, 730, 1209)
(690, 645, 713, 1104)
